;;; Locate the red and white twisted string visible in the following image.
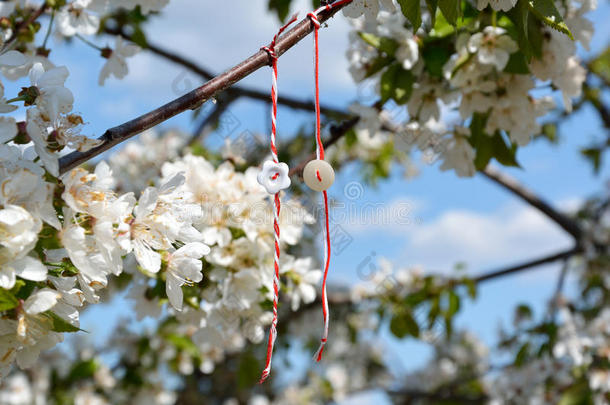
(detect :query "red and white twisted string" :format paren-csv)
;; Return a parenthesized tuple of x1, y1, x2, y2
(259, 14, 298, 384)
(259, 0, 353, 382)
(307, 0, 352, 362)
(308, 5, 331, 363)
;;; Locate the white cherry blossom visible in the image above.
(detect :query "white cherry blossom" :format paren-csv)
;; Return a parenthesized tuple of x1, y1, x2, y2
(28, 63, 74, 121)
(99, 36, 140, 86)
(468, 27, 518, 71)
(56, 0, 101, 37)
(165, 242, 210, 311)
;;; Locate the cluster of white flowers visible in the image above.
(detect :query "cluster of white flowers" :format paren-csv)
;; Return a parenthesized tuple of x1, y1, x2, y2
(0, 126, 321, 377)
(0, 153, 209, 376)
(0, 0, 167, 89)
(342, 0, 595, 177)
(0, 6, 326, 369)
(56, 0, 169, 37)
(128, 152, 317, 372)
(0, 15, 322, 373)
(488, 307, 610, 404)
(0, 342, 177, 405)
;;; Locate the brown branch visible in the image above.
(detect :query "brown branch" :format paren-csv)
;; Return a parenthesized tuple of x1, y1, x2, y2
(392, 390, 487, 405)
(288, 116, 360, 176)
(2, 2, 48, 51)
(481, 166, 583, 241)
(103, 29, 348, 118)
(58, 0, 353, 174)
(189, 93, 239, 146)
(297, 248, 582, 315)
(474, 247, 581, 283)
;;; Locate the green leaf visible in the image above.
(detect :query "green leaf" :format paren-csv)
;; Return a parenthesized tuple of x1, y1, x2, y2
(469, 115, 520, 170)
(581, 147, 602, 174)
(514, 341, 530, 366)
(504, 51, 530, 74)
(446, 290, 460, 318)
(397, 0, 422, 32)
(589, 46, 610, 84)
(430, 10, 455, 37)
(438, 0, 460, 26)
(390, 310, 420, 338)
(491, 133, 520, 168)
(463, 278, 477, 299)
(44, 311, 82, 333)
(541, 123, 558, 143)
(469, 113, 493, 170)
(129, 27, 148, 48)
(12, 280, 37, 301)
(237, 352, 260, 389)
(506, 0, 543, 61)
(559, 381, 594, 405)
(422, 40, 453, 77)
(267, 0, 292, 22)
(444, 316, 453, 337)
(0, 289, 18, 311)
(67, 359, 98, 382)
(344, 128, 358, 147)
(515, 304, 533, 322)
(365, 55, 394, 78)
(380, 65, 397, 103)
(166, 333, 200, 358)
(358, 32, 399, 55)
(394, 69, 415, 104)
(528, 0, 574, 39)
(380, 63, 414, 104)
(229, 227, 246, 240)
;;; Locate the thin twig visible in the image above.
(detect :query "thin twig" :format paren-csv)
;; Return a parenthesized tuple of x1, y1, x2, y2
(58, 1, 352, 174)
(474, 247, 581, 283)
(189, 93, 239, 146)
(391, 389, 487, 405)
(288, 116, 359, 176)
(548, 260, 570, 322)
(2, 2, 48, 52)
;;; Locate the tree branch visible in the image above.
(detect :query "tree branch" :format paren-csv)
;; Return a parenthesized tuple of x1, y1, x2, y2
(473, 247, 581, 283)
(391, 390, 487, 405)
(2, 2, 48, 52)
(481, 166, 583, 241)
(189, 93, 239, 146)
(288, 116, 360, 176)
(58, 1, 353, 174)
(102, 29, 348, 118)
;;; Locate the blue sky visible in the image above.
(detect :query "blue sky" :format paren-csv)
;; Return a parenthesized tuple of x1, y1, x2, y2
(13, 0, 608, 400)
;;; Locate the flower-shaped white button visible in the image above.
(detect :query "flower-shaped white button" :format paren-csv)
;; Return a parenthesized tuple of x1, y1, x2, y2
(257, 160, 291, 194)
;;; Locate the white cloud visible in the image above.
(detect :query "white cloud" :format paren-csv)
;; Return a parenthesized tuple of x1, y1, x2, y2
(405, 203, 574, 272)
(342, 198, 575, 275)
(340, 196, 422, 234)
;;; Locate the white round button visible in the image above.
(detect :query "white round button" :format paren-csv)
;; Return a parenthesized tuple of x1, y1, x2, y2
(303, 159, 335, 192)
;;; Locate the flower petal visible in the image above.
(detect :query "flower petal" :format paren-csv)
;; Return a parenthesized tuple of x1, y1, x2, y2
(166, 273, 184, 311)
(24, 288, 60, 315)
(13, 256, 48, 282)
(0, 51, 27, 67)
